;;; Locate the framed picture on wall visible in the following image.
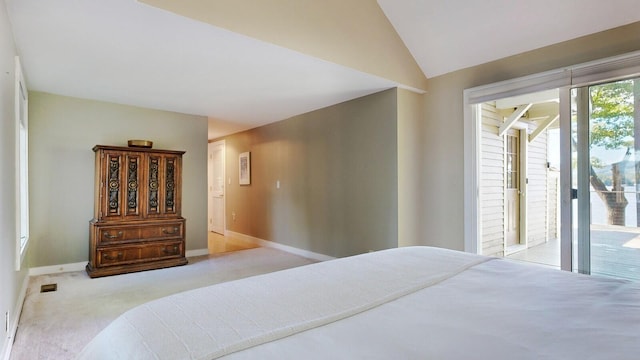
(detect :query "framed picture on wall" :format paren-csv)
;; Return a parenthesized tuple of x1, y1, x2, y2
(239, 152, 251, 185)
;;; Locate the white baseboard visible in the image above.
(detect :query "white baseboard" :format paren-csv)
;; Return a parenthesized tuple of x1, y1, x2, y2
(186, 248, 209, 257)
(2, 272, 29, 360)
(28, 249, 214, 276)
(28, 261, 87, 277)
(23, 238, 332, 276)
(225, 231, 335, 262)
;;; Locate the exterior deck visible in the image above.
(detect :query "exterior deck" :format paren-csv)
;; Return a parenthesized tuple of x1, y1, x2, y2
(507, 225, 640, 281)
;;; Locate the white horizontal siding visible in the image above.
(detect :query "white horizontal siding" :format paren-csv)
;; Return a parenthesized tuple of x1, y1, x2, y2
(481, 102, 505, 256)
(527, 129, 548, 248)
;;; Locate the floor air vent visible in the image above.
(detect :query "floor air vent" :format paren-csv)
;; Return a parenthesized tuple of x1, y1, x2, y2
(40, 284, 57, 293)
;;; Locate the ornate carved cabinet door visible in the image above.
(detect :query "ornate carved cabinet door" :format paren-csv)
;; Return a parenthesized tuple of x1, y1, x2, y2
(146, 153, 162, 217)
(144, 153, 182, 218)
(162, 154, 182, 217)
(98, 150, 125, 221)
(95, 150, 145, 221)
(124, 153, 143, 220)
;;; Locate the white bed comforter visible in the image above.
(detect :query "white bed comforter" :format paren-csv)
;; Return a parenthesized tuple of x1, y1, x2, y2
(77, 247, 640, 359)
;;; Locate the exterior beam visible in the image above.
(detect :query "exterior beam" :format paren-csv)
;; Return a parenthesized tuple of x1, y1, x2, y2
(528, 114, 559, 142)
(498, 104, 532, 137)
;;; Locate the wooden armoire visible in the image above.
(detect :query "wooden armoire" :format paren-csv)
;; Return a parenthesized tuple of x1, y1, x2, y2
(86, 145, 187, 278)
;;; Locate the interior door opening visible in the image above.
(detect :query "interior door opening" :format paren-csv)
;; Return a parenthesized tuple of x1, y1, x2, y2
(208, 140, 225, 235)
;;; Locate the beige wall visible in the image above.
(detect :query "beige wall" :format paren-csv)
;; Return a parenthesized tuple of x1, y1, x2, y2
(27, 92, 209, 267)
(0, 2, 28, 354)
(222, 89, 398, 258)
(140, 0, 427, 91)
(397, 88, 425, 247)
(421, 21, 640, 251)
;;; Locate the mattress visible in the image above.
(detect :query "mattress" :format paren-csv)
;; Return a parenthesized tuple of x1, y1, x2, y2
(77, 246, 640, 359)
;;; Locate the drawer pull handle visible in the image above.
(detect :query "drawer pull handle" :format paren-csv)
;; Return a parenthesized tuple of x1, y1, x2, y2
(104, 231, 123, 239)
(162, 227, 179, 235)
(103, 252, 123, 260)
(162, 246, 179, 255)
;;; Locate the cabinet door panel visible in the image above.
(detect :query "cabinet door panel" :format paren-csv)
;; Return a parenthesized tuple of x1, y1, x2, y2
(124, 153, 143, 219)
(100, 151, 125, 220)
(145, 154, 182, 217)
(146, 154, 161, 216)
(163, 155, 181, 216)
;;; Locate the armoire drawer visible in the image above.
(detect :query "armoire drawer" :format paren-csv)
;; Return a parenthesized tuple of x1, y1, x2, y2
(96, 241, 184, 267)
(96, 221, 184, 245)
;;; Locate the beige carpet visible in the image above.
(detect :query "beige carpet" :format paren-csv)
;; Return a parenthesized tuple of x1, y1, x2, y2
(10, 247, 316, 360)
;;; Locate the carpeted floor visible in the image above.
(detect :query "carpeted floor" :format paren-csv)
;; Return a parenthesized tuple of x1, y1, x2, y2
(9, 247, 316, 360)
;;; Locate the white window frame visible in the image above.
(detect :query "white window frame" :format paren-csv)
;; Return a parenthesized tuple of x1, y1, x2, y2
(463, 50, 640, 272)
(15, 56, 29, 271)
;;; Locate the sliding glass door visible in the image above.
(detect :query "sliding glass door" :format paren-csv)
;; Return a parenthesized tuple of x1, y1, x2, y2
(572, 78, 640, 281)
(465, 51, 640, 280)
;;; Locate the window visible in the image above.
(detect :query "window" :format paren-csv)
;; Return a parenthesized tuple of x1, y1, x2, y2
(15, 56, 29, 270)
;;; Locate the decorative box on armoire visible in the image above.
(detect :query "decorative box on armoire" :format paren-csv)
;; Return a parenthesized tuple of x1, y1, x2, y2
(86, 145, 187, 278)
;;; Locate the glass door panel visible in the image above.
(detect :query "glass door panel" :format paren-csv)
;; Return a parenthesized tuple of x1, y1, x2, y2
(573, 78, 640, 281)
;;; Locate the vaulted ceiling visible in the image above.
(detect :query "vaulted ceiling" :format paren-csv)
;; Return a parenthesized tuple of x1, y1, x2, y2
(5, 0, 640, 139)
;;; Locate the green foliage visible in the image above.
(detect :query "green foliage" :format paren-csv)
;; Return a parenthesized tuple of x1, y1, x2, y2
(590, 156, 606, 169)
(590, 80, 635, 149)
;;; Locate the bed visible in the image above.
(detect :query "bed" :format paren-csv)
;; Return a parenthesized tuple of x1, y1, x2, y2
(77, 246, 640, 359)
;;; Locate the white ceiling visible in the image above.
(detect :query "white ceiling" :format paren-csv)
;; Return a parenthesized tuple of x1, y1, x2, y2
(5, 0, 396, 138)
(378, 0, 640, 78)
(6, 0, 640, 139)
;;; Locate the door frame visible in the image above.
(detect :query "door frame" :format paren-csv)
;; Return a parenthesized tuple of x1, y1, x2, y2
(208, 140, 226, 234)
(464, 50, 640, 272)
(503, 129, 528, 254)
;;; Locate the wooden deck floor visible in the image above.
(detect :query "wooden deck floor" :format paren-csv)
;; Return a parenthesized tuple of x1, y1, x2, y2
(590, 225, 640, 281)
(506, 225, 640, 281)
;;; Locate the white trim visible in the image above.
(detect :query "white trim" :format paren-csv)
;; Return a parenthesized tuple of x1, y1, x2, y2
(528, 115, 559, 143)
(24, 238, 330, 276)
(575, 86, 591, 274)
(498, 104, 532, 136)
(2, 273, 29, 360)
(26, 251, 215, 275)
(462, 94, 481, 254)
(28, 261, 87, 276)
(15, 56, 29, 271)
(225, 230, 335, 262)
(571, 50, 640, 86)
(186, 248, 210, 257)
(466, 68, 570, 105)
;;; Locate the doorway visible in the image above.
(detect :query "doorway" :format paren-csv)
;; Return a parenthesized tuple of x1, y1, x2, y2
(465, 50, 640, 279)
(478, 91, 560, 265)
(208, 140, 225, 234)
